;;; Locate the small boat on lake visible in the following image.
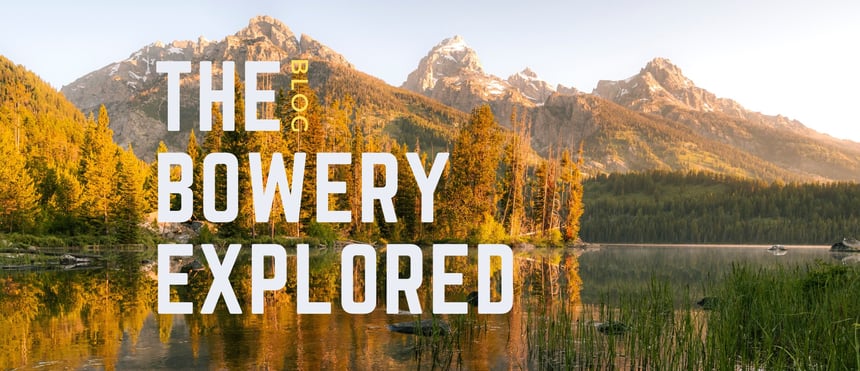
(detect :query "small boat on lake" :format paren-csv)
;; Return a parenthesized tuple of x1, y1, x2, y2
(767, 245, 787, 255)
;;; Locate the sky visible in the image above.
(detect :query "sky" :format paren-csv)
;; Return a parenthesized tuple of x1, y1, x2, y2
(1, 0, 858, 141)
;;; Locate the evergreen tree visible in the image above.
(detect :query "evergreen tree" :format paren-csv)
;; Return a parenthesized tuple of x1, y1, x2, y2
(499, 108, 528, 237)
(186, 130, 203, 220)
(440, 104, 502, 239)
(145, 141, 169, 214)
(281, 69, 325, 235)
(114, 146, 146, 243)
(348, 116, 366, 238)
(393, 143, 420, 241)
(0, 127, 39, 232)
(219, 75, 256, 237)
(47, 167, 83, 233)
(560, 148, 584, 242)
(79, 105, 118, 235)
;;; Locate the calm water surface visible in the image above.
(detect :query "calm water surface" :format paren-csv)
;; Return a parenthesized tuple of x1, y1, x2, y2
(0, 244, 844, 369)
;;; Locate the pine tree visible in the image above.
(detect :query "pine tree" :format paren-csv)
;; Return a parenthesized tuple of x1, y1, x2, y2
(440, 104, 502, 239)
(79, 105, 118, 235)
(393, 143, 420, 241)
(47, 167, 83, 232)
(348, 116, 366, 238)
(281, 69, 325, 235)
(530, 159, 548, 234)
(560, 147, 584, 242)
(114, 146, 146, 243)
(499, 108, 528, 237)
(145, 141, 169, 214)
(219, 74, 256, 237)
(0, 127, 40, 232)
(186, 130, 203, 220)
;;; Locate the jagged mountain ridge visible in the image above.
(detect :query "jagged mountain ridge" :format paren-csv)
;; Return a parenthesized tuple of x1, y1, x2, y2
(400, 36, 580, 125)
(593, 57, 801, 130)
(61, 15, 356, 160)
(400, 38, 860, 181)
(592, 57, 860, 181)
(59, 15, 860, 181)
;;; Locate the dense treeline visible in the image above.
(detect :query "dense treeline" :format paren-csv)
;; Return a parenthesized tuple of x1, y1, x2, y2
(0, 56, 147, 242)
(174, 72, 585, 244)
(581, 170, 860, 244)
(0, 55, 584, 245)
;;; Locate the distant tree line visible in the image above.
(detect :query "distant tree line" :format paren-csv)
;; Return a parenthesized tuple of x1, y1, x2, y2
(581, 171, 860, 244)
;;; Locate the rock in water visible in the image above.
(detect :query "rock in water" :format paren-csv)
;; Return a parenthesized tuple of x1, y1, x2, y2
(388, 319, 450, 337)
(595, 321, 628, 335)
(59, 254, 77, 265)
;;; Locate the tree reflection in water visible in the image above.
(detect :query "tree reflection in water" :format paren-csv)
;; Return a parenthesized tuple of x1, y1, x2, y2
(0, 247, 582, 370)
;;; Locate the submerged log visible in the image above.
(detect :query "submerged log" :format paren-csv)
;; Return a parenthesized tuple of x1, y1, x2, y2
(388, 319, 450, 336)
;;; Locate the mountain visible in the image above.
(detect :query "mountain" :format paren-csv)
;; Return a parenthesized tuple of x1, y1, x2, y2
(525, 92, 795, 179)
(61, 15, 361, 160)
(401, 35, 530, 115)
(593, 58, 860, 181)
(401, 36, 575, 127)
(506, 68, 558, 104)
(61, 17, 860, 182)
(594, 58, 793, 128)
(401, 36, 860, 181)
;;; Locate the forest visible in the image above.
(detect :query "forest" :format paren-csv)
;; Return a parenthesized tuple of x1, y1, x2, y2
(0, 56, 584, 247)
(581, 170, 860, 244)
(8, 52, 853, 248)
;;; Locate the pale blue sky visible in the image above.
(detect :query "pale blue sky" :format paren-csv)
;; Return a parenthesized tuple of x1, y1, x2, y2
(1, 0, 858, 141)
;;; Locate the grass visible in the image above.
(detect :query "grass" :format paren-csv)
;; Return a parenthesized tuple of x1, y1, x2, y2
(523, 261, 860, 370)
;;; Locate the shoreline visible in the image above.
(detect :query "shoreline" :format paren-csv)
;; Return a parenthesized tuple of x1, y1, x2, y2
(597, 243, 833, 249)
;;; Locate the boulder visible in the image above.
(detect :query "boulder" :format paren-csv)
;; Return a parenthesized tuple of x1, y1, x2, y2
(59, 254, 78, 265)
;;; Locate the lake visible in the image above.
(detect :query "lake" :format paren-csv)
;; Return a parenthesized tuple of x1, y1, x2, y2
(0, 244, 847, 369)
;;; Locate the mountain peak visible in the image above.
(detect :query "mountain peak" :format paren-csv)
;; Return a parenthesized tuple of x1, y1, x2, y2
(517, 67, 538, 79)
(244, 15, 294, 36)
(640, 57, 694, 89)
(401, 35, 484, 93)
(644, 57, 676, 70)
(507, 67, 555, 104)
(234, 15, 298, 54)
(594, 57, 719, 114)
(429, 35, 480, 69)
(437, 35, 467, 50)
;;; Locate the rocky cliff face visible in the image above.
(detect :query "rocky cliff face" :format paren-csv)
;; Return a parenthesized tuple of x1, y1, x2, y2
(61, 15, 352, 160)
(590, 58, 860, 180)
(506, 68, 557, 104)
(401, 36, 570, 109)
(401, 36, 540, 124)
(60, 16, 860, 181)
(593, 58, 802, 130)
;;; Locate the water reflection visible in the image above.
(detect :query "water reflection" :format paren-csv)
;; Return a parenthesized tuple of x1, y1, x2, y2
(0, 245, 838, 369)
